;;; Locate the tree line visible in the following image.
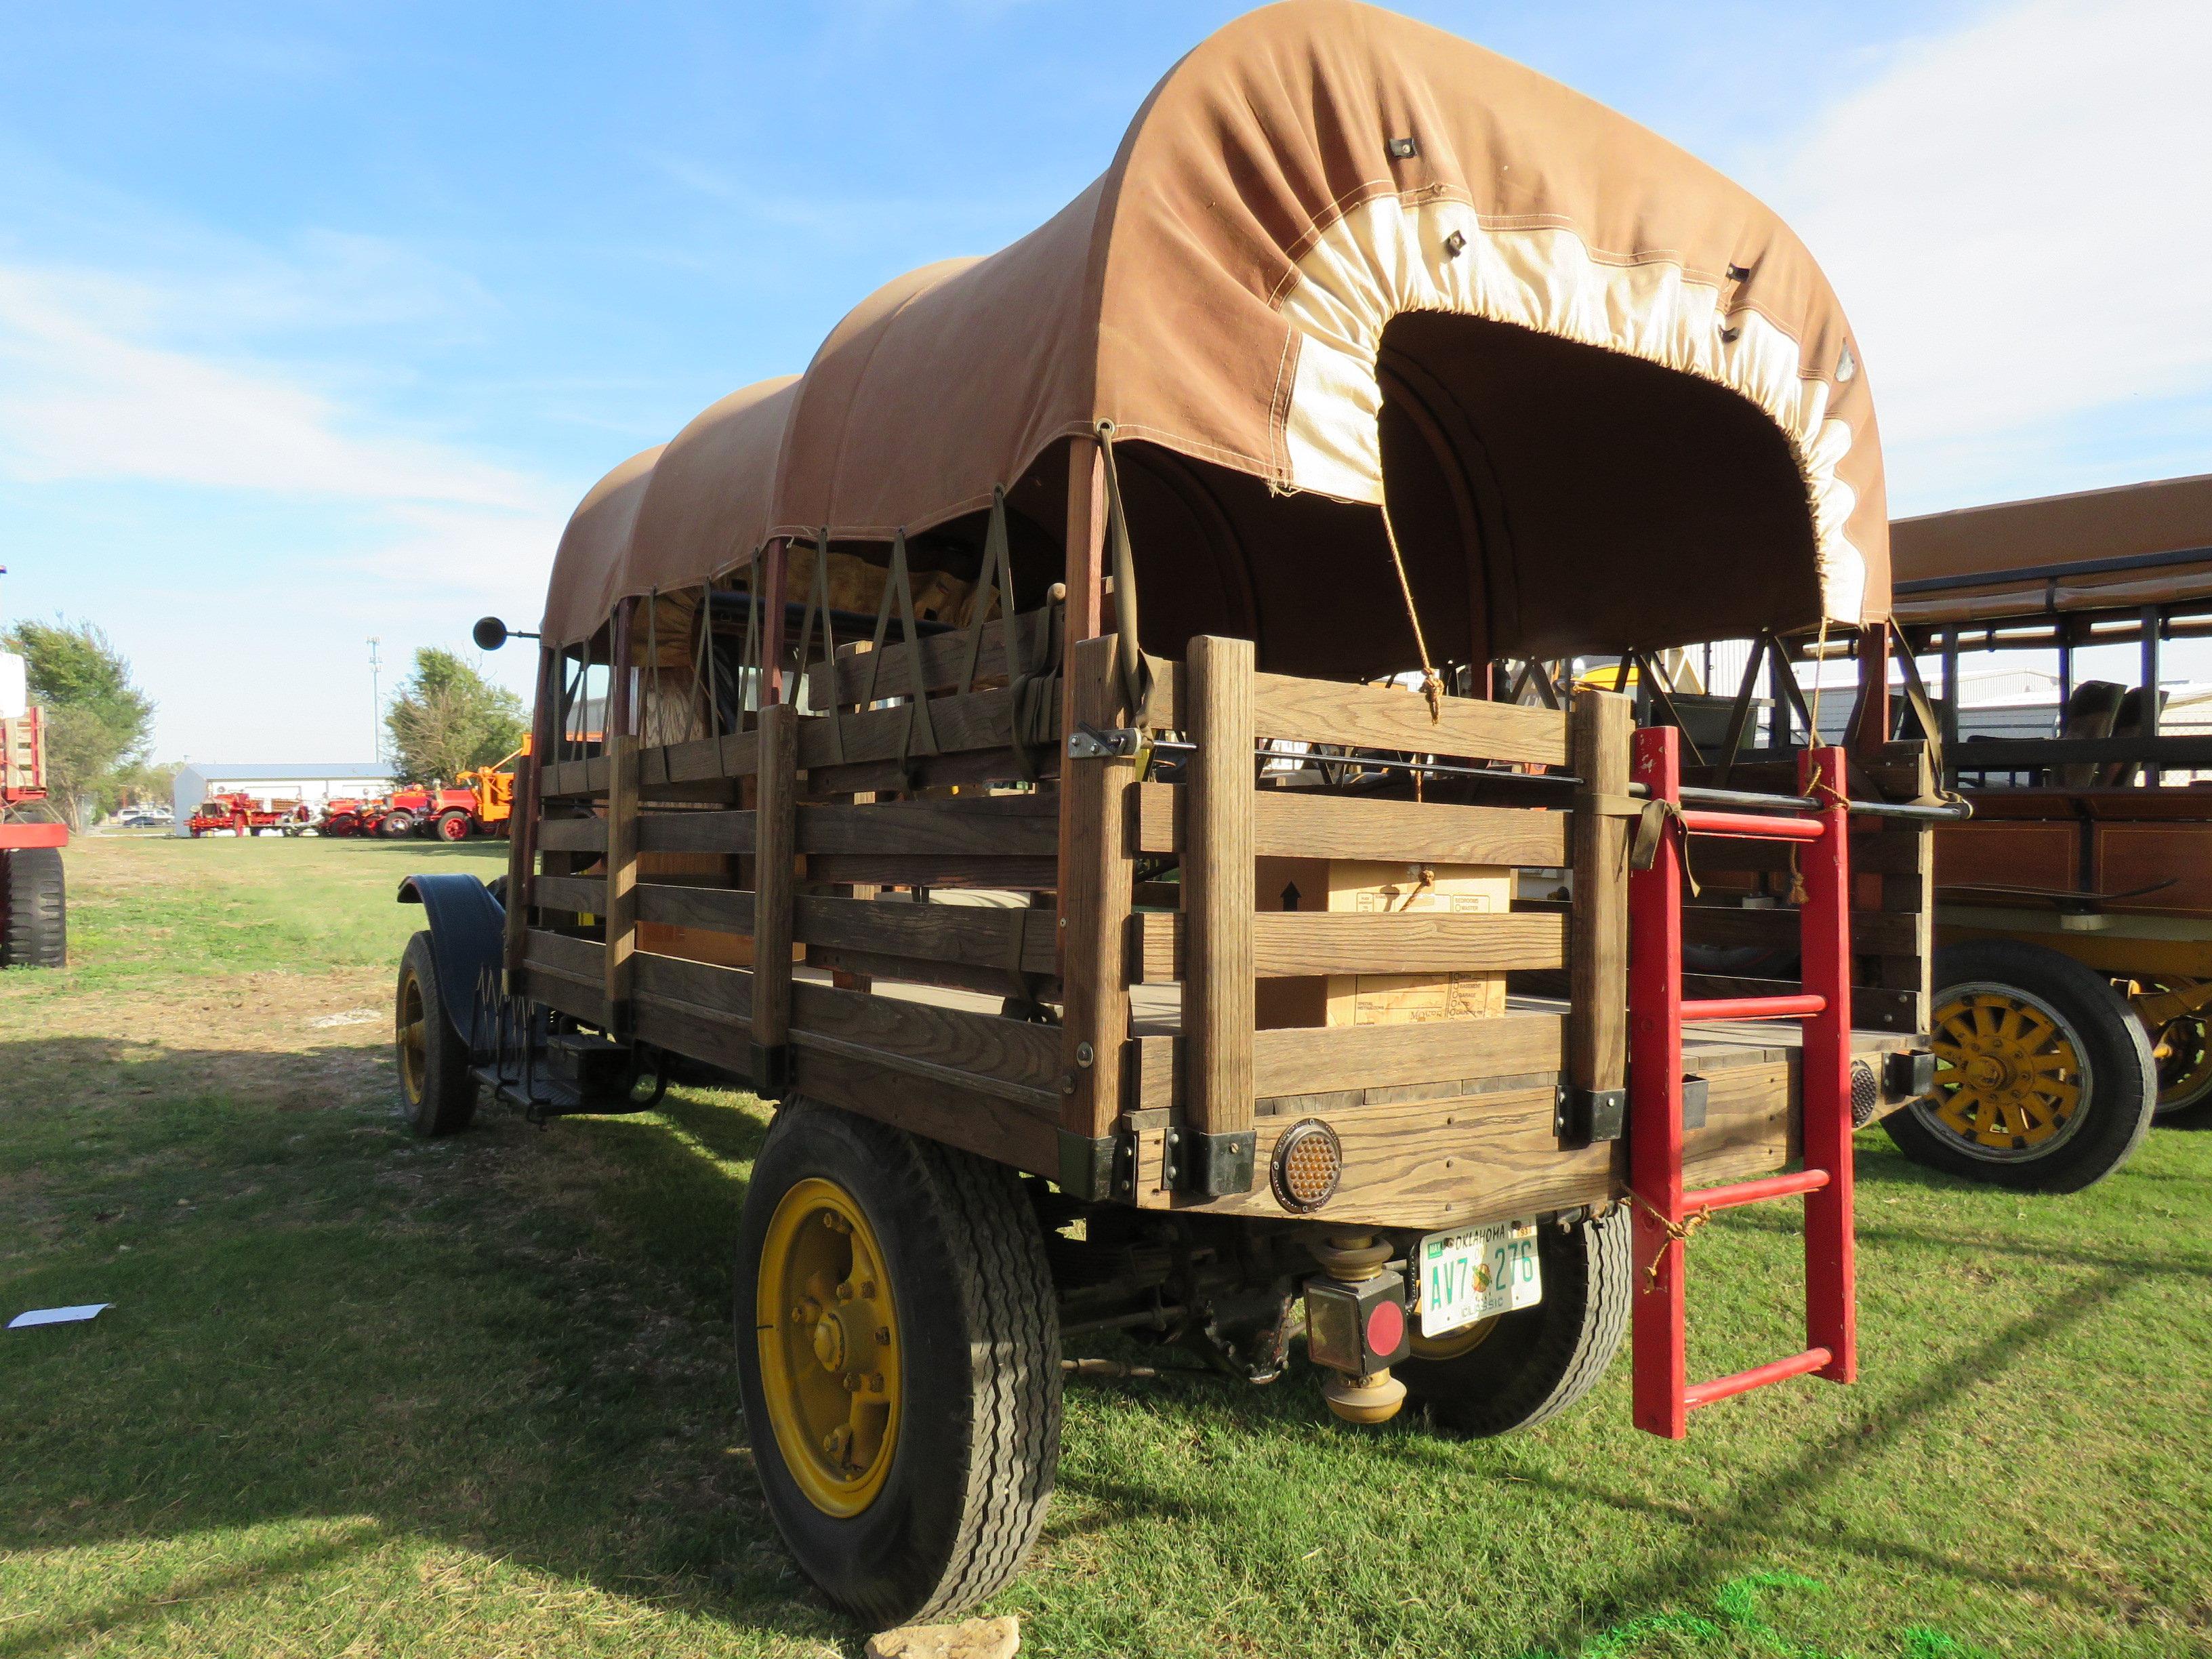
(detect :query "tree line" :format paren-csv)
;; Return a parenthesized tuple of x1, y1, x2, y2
(5, 620, 527, 827)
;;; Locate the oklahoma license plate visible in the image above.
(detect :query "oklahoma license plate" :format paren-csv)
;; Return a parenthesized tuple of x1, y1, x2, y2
(1417, 1221, 1542, 1337)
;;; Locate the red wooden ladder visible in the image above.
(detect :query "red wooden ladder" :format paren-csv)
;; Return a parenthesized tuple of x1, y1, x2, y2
(1626, 726, 1858, 1439)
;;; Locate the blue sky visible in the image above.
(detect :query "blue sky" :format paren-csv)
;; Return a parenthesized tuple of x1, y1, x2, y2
(2, 0, 2207, 761)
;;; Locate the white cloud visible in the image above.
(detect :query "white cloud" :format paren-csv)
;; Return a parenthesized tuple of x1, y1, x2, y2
(1765, 0, 2212, 505)
(0, 263, 542, 509)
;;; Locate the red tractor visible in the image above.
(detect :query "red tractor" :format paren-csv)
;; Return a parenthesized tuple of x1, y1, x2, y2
(186, 793, 312, 837)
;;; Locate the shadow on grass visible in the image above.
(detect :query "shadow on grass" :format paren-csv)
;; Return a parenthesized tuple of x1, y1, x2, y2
(0, 1034, 839, 1652)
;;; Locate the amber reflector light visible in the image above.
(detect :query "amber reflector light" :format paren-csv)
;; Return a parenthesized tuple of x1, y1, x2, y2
(1272, 1118, 1343, 1212)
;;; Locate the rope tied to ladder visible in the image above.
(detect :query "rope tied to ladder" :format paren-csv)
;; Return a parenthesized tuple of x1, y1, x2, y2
(1626, 1187, 1715, 1286)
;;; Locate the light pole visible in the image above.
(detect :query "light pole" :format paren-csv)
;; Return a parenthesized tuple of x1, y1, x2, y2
(368, 637, 382, 763)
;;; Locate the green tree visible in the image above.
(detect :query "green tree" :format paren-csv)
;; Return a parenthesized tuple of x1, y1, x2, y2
(384, 648, 526, 785)
(3, 618, 155, 830)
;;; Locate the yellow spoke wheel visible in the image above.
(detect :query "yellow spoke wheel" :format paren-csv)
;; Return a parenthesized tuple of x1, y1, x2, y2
(398, 967, 429, 1105)
(1921, 983, 2090, 1158)
(755, 1178, 903, 1519)
(2125, 977, 2212, 1113)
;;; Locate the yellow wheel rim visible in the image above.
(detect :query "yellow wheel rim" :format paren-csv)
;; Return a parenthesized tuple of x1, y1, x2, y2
(2126, 977, 2212, 1112)
(1409, 1315, 1500, 1364)
(1918, 983, 2089, 1159)
(398, 966, 428, 1105)
(754, 1177, 901, 1517)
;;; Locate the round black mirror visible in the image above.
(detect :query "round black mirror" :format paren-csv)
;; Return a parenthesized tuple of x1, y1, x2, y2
(472, 616, 510, 652)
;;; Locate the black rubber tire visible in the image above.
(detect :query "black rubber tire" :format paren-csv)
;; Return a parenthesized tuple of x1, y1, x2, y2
(379, 810, 417, 839)
(395, 930, 478, 1136)
(1399, 1207, 1631, 1437)
(486, 874, 509, 911)
(735, 1101, 1061, 1626)
(1883, 939, 2154, 1192)
(434, 809, 472, 842)
(0, 847, 66, 969)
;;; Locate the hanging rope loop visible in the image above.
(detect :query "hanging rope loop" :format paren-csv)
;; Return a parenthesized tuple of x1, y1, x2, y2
(1093, 422, 1155, 728)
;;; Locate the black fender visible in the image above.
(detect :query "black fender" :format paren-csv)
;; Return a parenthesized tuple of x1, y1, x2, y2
(396, 873, 505, 1041)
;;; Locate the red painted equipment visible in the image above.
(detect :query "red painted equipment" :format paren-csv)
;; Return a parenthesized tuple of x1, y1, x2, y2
(187, 792, 310, 838)
(1628, 727, 1856, 1439)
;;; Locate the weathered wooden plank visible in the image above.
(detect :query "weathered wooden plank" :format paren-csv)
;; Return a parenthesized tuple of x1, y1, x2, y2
(633, 996, 751, 1075)
(1252, 671, 1569, 766)
(520, 963, 603, 1025)
(795, 796, 1058, 858)
(1252, 1012, 1565, 1099)
(636, 883, 753, 935)
(1132, 783, 1568, 867)
(636, 809, 756, 855)
(790, 981, 1063, 1105)
(792, 1047, 1058, 1178)
(505, 648, 558, 986)
(805, 945, 1061, 1004)
(1693, 826, 1929, 877)
(1569, 689, 1633, 1115)
(540, 756, 610, 799)
(752, 703, 798, 1057)
(523, 927, 603, 985)
(1186, 637, 1256, 1153)
(1132, 910, 1565, 981)
(804, 854, 1060, 891)
(796, 895, 1057, 977)
(805, 744, 1054, 800)
(632, 949, 752, 1021)
(803, 608, 1052, 708)
(1136, 1085, 1612, 1226)
(795, 686, 1017, 771)
(532, 874, 602, 916)
(537, 815, 608, 853)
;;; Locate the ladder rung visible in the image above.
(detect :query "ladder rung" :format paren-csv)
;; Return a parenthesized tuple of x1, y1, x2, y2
(1682, 994, 1826, 1021)
(1680, 809, 1824, 842)
(1685, 1347, 1833, 1410)
(1685, 1168, 1830, 1212)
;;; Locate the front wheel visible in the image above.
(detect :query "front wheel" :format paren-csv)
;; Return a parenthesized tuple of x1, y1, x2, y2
(394, 931, 478, 1136)
(379, 810, 417, 839)
(1398, 1207, 1631, 1437)
(1885, 940, 2154, 1191)
(434, 809, 472, 842)
(735, 1103, 1060, 1626)
(2126, 977, 2212, 1128)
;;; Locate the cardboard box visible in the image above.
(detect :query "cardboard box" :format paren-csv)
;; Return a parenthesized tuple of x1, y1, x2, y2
(1252, 857, 1511, 1029)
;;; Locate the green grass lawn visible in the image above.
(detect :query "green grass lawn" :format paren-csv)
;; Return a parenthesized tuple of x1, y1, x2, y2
(3, 835, 2208, 1657)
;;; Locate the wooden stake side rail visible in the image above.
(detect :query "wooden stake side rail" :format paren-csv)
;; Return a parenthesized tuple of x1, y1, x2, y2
(1131, 784, 1570, 866)
(1130, 910, 1566, 982)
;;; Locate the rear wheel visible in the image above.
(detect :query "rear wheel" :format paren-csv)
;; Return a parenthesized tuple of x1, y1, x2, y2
(380, 809, 417, 839)
(1398, 1208, 1631, 1437)
(2126, 977, 2212, 1128)
(735, 1102, 1059, 1626)
(394, 931, 478, 1136)
(0, 847, 66, 969)
(434, 809, 472, 842)
(1885, 940, 2154, 1191)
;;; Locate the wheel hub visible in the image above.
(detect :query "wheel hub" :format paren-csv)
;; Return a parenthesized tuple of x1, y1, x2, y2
(756, 1179, 901, 1516)
(1921, 985, 2087, 1156)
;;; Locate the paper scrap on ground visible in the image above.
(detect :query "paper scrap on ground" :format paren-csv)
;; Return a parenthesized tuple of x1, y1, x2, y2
(8, 1305, 112, 1330)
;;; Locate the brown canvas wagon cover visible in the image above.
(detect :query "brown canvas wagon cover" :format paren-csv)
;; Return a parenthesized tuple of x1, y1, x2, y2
(1891, 473, 2212, 628)
(541, 0, 1887, 668)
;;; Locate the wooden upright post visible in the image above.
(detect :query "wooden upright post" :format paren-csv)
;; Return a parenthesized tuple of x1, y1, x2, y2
(1057, 635, 1134, 1197)
(1183, 635, 1256, 1194)
(1054, 438, 1127, 1197)
(1567, 687, 1631, 1141)
(760, 537, 790, 707)
(602, 604, 639, 1033)
(504, 644, 558, 988)
(1847, 621, 1891, 760)
(750, 699, 798, 1097)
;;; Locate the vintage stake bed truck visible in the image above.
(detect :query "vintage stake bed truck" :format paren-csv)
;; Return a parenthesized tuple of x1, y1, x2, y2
(392, 2, 1951, 1625)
